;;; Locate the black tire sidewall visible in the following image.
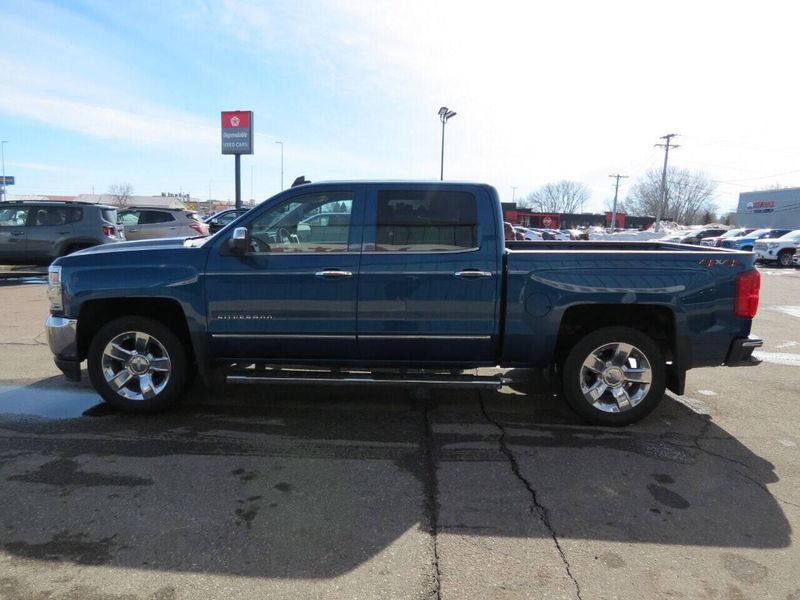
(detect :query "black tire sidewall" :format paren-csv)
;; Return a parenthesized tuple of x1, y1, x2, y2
(88, 316, 187, 412)
(778, 251, 793, 267)
(561, 326, 666, 426)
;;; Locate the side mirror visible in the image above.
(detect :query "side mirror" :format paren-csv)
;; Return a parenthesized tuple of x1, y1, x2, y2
(228, 226, 249, 254)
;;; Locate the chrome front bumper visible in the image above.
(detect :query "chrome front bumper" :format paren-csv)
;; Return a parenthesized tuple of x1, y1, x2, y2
(45, 315, 81, 381)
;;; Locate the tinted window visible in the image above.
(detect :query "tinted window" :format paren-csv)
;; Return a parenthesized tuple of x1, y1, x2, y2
(764, 229, 791, 239)
(32, 207, 69, 226)
(65, 208, 83, 223)
(375, 190, 478, 252)
(140, 211, 175, 224)
(249, 191, 353, 253)
(0, 208, 29, 227)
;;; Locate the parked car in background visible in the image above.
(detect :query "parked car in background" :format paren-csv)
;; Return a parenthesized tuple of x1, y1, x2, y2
(514, 226, 543, 240)
(0, 201, 122, 265)
(204, 208, 250, 234)
(118, 207, 208, 241)
(676, 226, 729, 245)
(534, 228, 569, 240)
(720, 228, 793, 252)
(701, 228, 756, 247)
(754, 230, 800, 267)
(659, 232, 687, 243)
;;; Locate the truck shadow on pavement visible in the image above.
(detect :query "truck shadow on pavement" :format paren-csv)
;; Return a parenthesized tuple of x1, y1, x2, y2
(0, 370, 791, 579)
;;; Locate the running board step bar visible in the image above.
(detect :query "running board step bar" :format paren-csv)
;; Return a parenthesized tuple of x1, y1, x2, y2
(226, 370, 509, 389)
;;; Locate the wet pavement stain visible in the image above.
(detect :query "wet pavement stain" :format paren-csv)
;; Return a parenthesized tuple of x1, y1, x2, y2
(646, 483, 690, 509)
(274, 482, 292, 492)
(8, 458, 153, 488)
(721, 552, 769, 584)
(652, 473, 675, 484)
(4, 531, 116, 565)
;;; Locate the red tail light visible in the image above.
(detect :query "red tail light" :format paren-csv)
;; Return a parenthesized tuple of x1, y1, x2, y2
(102, 225, 115, 238)
(735, 270, 761, 319)
(190, 222, 207, 235)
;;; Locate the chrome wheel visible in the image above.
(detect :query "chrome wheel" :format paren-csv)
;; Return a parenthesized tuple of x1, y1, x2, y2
(779, 251, 794, 267)
(101, 331, 172, 401)
(579, 342, 652, 413)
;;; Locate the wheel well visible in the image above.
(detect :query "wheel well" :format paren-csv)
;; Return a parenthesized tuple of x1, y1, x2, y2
(77, 298, 194, 362)
(554, 304, 675, 365)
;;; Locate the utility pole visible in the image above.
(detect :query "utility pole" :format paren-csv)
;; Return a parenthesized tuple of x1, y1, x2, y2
(511, 186, 518, 203)
(654, 134, 679, 232)
(608, 174, 628, 232)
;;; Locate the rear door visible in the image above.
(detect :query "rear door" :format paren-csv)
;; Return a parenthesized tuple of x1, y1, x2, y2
(0, 207, 29, 263)
(26, 206, 77, 261)
(205, 186, 364, 361)
(357, 185, 502, 364)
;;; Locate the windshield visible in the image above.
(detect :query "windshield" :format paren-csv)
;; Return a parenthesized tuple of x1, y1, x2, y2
(741, 229, 770, 239)
(720, 229, 745, 238)
(778, 230, 800, 240)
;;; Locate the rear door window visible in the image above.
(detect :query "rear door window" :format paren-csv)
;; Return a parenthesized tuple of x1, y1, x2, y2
(140, 211, 175, 224)
(32, 207, 68, 226)
(375, 190, 478, 252)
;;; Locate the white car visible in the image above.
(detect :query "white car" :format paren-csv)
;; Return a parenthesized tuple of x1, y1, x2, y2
(754, 230, 800, 267)
(514, 226, 543, 241)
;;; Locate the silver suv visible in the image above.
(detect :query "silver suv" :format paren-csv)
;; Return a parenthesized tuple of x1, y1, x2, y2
(0, 201, 123, 265)
(118, 207, 208, 240)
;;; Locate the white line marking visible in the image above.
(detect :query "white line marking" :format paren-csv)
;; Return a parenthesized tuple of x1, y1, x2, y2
(774, 306, 800, 319)
(697, 390, 717, 396)
(752, 350, 800, 366)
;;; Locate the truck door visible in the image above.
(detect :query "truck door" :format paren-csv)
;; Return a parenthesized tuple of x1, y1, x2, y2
(357, 185, 502, 364)
(205, 186, 364, 361)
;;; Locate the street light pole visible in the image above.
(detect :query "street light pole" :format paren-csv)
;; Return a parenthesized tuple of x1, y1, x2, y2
(438, 106, 457, 180)
(275, 141, 284, 191)
(1, 141, 7, 202)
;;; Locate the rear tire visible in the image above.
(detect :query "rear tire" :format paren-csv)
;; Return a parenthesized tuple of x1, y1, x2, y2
(561, 326, 666, 426)
(88, 316, 188, 412)
(778, 250, 794, 268)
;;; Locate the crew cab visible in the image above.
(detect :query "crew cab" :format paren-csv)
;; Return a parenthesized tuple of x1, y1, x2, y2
(45, 181, 763, 425)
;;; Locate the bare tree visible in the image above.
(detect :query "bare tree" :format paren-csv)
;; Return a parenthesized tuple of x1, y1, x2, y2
(520, 180, 590, 213)
(603, 197, 629, 214)
(108, 183, 134, 208)
(625, 168, 717, 225)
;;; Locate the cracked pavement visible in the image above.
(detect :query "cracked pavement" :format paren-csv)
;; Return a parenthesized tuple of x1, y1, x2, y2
(0, 267, 798, 599)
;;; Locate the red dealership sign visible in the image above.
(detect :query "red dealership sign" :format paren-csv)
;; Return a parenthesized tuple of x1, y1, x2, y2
(221, 111, 253, 154)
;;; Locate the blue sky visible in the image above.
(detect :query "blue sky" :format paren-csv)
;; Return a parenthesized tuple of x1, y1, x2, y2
(2, 0, 800, 212)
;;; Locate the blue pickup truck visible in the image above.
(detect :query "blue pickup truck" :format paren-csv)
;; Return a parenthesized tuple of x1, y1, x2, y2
(45, 181, 763, 425)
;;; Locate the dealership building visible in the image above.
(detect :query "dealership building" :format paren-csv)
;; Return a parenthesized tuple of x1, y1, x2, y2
(736, 188, 800, 228)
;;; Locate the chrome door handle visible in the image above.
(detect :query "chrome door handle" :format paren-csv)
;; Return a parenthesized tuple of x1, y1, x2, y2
(455, 270, 492, 279)
(315, 269, 353, 279)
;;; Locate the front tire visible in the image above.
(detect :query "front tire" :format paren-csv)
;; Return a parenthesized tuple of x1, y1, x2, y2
(561, 327, 666, 426)
(778, 250, 794, 268)
(88, 316, 188, 412)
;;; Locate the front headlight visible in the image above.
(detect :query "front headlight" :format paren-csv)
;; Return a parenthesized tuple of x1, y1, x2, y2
(767, 242, 779, 249)
(47, 265, 63, 312)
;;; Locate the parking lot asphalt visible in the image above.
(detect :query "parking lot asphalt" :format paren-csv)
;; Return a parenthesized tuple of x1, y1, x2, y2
(0, 268, 798, 600)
